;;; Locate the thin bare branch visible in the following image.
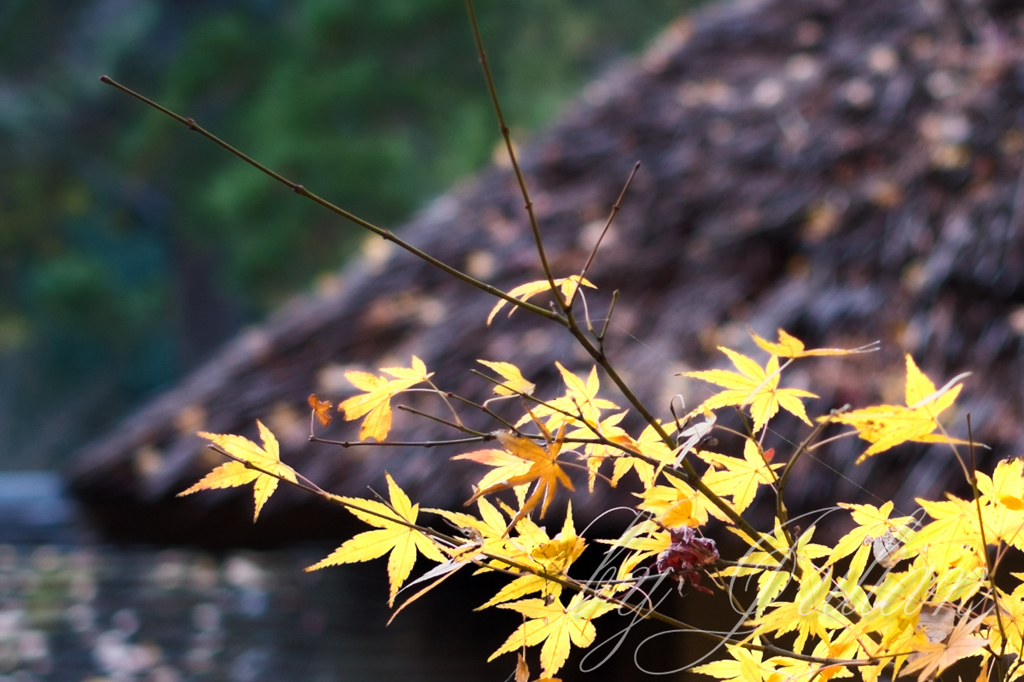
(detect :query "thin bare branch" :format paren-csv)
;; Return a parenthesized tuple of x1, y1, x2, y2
(98, 75, 563, 326)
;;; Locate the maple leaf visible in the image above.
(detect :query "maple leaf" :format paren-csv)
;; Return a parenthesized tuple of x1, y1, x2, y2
(611, 420, 675, 489)
(489, 592, 615, 677)
(595, 519, 671, 580)
(753, 567, 852, 653)
(180, 421, 297, 521)
(691, 639, 788, 682)
(487, 275, 596, 325)
(636, 471, 720, 526)
(901, 610, 989, 682)
(719, 524, 830, 616)
(520, 363, 618, 432)
(684, 347, 817, 432)
(308, 394, 333, 426)
(305, 473, 446, 606)
(463, 428, 575, 532)
(698, 438, 782, 515)
(750, 328, 874, 358)
(986, 585, 1024, 656)
(902, 497, 982, 569)
(824, 501, 915, 567)
(452, 446, 534, 508)
(977, 458, 1024, 550)
(477, 504, 585, 610)
(826, 354, 968, 462)
(478, 360, 536, 396)
(581, 411, 631, 492)
(337, 356, 432, 441)
(427, 497, 546, 580)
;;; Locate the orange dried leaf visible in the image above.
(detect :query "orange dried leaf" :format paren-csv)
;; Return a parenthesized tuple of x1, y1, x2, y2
(463, 429, 574, 532)
(308, 394, 333, 426)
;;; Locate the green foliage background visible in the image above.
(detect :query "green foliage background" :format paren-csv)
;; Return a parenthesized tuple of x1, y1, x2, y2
(0, 0, 693, 468)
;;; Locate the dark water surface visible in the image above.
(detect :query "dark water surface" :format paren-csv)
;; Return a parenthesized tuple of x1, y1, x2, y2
(0, 473, 504, 682)
(0, 473, 704, 682)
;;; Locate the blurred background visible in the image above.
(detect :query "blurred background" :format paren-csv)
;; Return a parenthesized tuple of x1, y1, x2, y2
(1, 2, 699, 680)
(1, 0, 694, 472)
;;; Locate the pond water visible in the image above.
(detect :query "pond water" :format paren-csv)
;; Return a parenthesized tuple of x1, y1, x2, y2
(0, 473, 705, 682)
(0, 473, 502, 682)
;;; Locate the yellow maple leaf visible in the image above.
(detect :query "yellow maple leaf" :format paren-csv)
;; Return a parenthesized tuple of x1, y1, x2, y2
(750, 328, 874, 358)
(305, 473, 446, 606)
(487, 275, 596, 325)
(636, 471, 719, 526)
(489, 592, 615, 677)
(427, 498, 544, 579)
(580, 411, 631, 492)
(685, 347, 817, 432)
(901, 610, 989, 682)
(691, 639, 788, 682)
(478, 360, 536, 396)
(826, 355, 967, 462)
(824, 501, 915, 567)
(610, 420, 675, 489)
(464, 428, 575, 532)
(180, 421, 297, 521)
(477, 504, 585, 610)
(520, 363, 618, 432)
(986, 586, 1024, 656)
(337, 356, 432, 441)
(976, 458, 1024, 549)
(902, 497, 981, 569)
(698, 439, 782, 514)
(753, 567, 852, 653)
(452, 446, 533, 508)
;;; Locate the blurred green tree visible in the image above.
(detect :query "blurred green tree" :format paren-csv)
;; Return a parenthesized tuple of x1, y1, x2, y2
(0, 0, 694, 468)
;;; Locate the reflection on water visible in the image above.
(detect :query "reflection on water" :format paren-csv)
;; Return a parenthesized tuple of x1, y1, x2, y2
(0, 473, 501, 682)
(0, 543, 498, 682)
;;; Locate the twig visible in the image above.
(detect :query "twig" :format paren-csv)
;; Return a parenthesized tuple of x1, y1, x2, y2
(309, 435, 493, 448)
(98, 75, 563, 326)
(774, 407, 849, 548)
(570, 161, 641, 309)
(597, 289, 620, 349)
(462, 0, 560, 309)
(395, 405, 487, 435)
(967, 415, 1008, 670)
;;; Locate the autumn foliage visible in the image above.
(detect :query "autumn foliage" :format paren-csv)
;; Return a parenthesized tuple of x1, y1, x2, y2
(104, 3, 1022, 681)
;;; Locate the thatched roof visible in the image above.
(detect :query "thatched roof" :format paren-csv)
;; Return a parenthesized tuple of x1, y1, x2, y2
(69, 0, 1024, 545)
